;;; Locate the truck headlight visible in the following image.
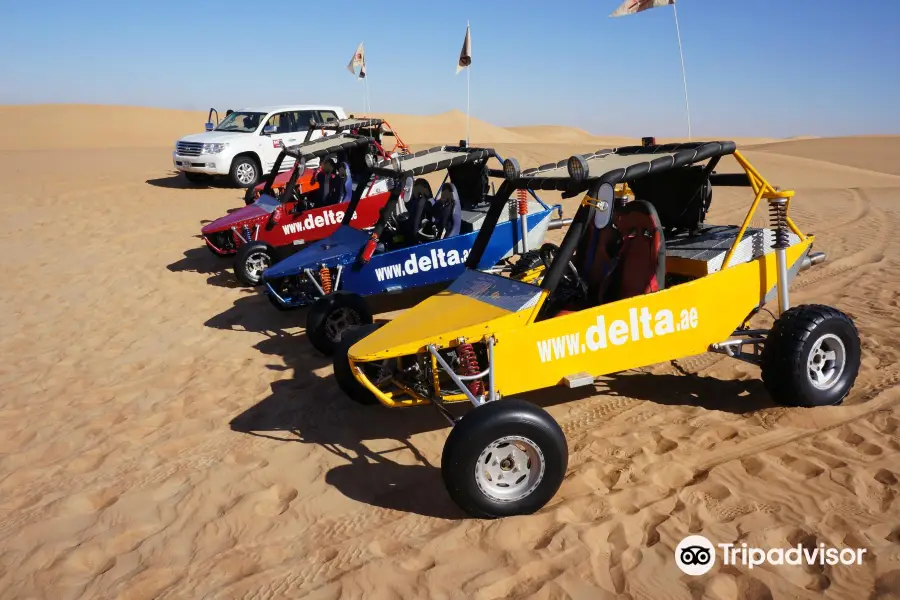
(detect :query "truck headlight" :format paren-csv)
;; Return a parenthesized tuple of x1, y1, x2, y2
(202, 143, 228, 154)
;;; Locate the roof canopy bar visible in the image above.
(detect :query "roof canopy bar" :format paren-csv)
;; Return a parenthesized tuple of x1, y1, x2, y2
(366, 144, 498, 178)
(497, 141, 738, 194)
(308, 117, 384, 133)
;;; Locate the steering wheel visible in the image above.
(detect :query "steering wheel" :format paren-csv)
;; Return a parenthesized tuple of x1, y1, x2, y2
(416, 219, 439, 242)
(539, 243, 585, 294)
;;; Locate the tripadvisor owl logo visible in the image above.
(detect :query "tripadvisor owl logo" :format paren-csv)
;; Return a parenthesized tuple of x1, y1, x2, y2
(674, 535, 869, 576)
(676, 535, 716, 576)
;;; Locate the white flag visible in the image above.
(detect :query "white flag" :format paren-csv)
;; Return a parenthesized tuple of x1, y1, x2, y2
(609, 0, 674, 17)
(456, 24, 471, 75)
(346, 42, 366, 78)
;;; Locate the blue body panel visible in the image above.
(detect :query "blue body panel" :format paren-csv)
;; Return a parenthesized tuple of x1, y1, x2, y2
(263, 209, 553, 307)
(263, 225, 369, 279)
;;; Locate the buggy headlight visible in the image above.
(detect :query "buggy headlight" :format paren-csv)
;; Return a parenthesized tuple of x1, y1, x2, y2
(503, 157, 520, 181)
(567, 155, 589, 182)
(202, 143, 228, 154)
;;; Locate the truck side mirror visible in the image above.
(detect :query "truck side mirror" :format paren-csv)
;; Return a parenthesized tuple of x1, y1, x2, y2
(204, 122, 215, 132)
(263, 125, 277, 136)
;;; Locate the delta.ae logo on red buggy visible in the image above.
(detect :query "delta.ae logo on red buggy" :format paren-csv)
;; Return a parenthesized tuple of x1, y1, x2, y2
(280, 209, 358, 236)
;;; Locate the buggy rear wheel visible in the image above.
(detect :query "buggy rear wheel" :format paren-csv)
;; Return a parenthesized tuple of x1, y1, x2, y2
(761, 304, 861, 407)
(333, 323, 383, 405)
(307, 292, 373, 356)
(442, 399, 568, 519)
(233, 242, 272, 286)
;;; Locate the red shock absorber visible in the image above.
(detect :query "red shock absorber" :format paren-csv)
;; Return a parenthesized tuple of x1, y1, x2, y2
(319, 265, 333, 294)
(517, 189, 528, 216)
(456, 343, 484, 396)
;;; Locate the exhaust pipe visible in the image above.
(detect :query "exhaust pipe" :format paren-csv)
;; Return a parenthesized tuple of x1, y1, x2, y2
(798, 250, 826, 272)
(548, 218, 573, 230)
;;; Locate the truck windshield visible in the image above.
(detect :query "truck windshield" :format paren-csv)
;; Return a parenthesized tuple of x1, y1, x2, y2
(215, 112, 266, 133)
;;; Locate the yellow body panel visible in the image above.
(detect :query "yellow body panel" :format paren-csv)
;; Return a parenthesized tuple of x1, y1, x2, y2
(348, 291, 536, 361)
(492, 238, 812, 396)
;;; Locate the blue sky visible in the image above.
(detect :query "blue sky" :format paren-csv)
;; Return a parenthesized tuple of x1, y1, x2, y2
(2, 0, 898, 137)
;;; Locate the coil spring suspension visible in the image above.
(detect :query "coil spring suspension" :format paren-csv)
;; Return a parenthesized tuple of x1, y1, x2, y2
(319, 265, 333, 294)
(769, 198, 790, 249)
(456, 343, 484, 396)
(242, 224, 253, 243)
(517, 189, 528, 216)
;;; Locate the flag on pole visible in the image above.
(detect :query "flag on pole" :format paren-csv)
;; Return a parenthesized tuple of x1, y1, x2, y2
(456, 24, 471, 74)
(346, 42, 366, 78)
(609, 0, 674, 17)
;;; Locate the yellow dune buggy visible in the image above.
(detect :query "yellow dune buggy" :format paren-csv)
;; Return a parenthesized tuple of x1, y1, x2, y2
(332, 141, 861, 518)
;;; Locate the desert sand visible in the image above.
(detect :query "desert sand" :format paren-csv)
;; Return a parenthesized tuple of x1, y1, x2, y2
(1, 104, 899, 599)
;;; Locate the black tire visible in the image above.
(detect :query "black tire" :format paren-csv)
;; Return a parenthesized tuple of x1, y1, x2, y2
(441, 399, 568, 518)
(183, 171, 211, 184)
(230, 155, 260, 188)
(307, 292, 373, 356)
(761, 304, 861, 407)
(233, 241, 272, 286)
(333, 323, 383, 405)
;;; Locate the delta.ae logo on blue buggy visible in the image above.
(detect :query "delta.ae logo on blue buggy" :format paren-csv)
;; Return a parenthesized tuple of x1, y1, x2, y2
(375, 248, 471, 282)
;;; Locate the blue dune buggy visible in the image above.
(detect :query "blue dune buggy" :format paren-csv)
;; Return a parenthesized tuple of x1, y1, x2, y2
(261, 144, 570, 354)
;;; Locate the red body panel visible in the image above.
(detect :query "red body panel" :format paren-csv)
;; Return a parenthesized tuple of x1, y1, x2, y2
(201, 182, 390, 255)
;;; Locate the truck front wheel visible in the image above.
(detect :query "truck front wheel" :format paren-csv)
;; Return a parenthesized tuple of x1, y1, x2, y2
(230, 156, 260, 188)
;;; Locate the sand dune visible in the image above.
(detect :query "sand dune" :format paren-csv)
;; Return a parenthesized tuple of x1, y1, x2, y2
(752, 136, 900, 177)
(1, 105, 899, 599)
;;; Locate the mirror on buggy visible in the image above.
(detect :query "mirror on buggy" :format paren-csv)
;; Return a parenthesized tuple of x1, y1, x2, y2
(204, 122, 215, 132)
(364, 153, 376, 170)
(397, 175, 414, 205)
(586, 182, 615, 229)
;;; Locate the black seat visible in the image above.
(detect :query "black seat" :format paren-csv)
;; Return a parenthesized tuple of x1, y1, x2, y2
(448, 161, 489, 210)
(628, 166, 711, 236)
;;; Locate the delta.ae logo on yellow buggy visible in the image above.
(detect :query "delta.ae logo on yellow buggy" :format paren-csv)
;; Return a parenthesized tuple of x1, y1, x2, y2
(536, 306, 700, 362)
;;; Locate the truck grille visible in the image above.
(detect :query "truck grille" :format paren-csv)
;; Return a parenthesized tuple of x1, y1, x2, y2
(176, 142, 203, 156)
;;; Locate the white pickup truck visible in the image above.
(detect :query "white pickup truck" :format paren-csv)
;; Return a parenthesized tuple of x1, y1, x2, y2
(173, 104, 348, 188)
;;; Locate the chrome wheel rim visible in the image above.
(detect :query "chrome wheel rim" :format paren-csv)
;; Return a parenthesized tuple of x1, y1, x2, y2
(244, 251, 270, 282)
(807, 333, 846, 390)
(236, 163, 256, 185)
(324, 307, 361, 342)
(475, 435, 545, 502)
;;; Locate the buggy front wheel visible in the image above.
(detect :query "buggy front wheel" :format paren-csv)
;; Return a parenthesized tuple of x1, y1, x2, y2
(233, 242, 272, 286)
(442, 399, 568, 519)
(307, 292, 373, 356)
(333, 323, 383, 405)
(761, 304, 861, 407)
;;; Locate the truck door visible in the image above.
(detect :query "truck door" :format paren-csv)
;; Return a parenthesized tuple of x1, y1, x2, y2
(259, 112, 297, 173)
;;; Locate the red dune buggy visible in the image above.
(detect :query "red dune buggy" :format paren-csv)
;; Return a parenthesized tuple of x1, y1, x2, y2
(199, 118, 394, 286)
(241, 116, 409, 205)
